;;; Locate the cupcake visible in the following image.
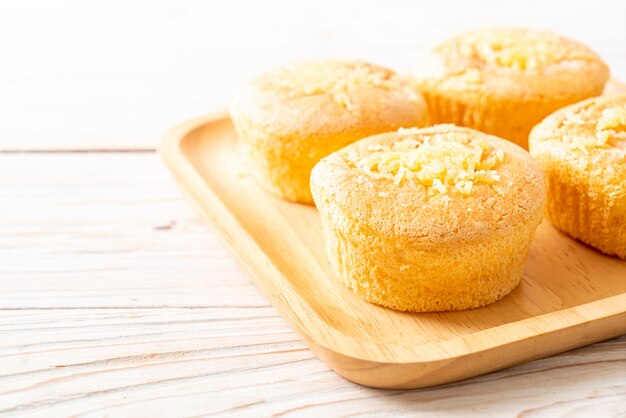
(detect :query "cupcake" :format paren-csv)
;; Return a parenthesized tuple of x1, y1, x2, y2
(230, 60, 429, 204)
(412, 28, 609, 149)
(311, 124, 546, 312)
(529, 95, 626, 259)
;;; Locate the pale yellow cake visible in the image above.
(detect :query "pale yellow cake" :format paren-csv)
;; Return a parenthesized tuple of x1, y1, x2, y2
(230, 60, 429, 203)
(412, 28, 609, 149)
(311, 125, 546, 312)
(529, 95, 626, 259)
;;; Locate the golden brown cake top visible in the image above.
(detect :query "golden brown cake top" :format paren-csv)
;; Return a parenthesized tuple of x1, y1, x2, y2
(258, 60, 402, 108)
(529, 96, 626, 185)
(311, 125, 546, 246)
(231, 59, 428, 137)
(247, 60, 420, 109)
(531, 95, 626, 153)
(413, 28, 609, 99)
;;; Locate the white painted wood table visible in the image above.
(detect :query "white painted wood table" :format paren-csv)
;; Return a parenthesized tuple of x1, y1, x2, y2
(2, 1, 626, 416)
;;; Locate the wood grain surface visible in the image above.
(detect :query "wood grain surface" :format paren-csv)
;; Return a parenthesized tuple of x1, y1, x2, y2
(3, 0, 626, 415)
(161, 103, 626, 389)
(3, 154, 626, 416)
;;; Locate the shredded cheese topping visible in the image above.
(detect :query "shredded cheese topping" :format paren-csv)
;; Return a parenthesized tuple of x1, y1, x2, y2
(479, 40, 558, 71)
(271, 61, 398, 108)
(596, 107, 626, 148)
(348, 132, 504, 196)
(559, 103, 626, 152)
(597, 107, 626, 131)
(454, 29, 592, 71)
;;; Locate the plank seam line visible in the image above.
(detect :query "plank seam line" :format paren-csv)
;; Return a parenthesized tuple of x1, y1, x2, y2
(0, 149, 156, 154)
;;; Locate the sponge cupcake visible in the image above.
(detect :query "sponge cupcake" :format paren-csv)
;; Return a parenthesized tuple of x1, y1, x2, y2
(529, 95, 626, 259)
(311, 124, 546, 312)
(231, 60, 429, 203)
(412, 28, 609, 148)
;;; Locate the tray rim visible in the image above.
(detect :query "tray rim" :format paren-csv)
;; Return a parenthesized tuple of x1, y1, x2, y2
(160, 107, 626, 388)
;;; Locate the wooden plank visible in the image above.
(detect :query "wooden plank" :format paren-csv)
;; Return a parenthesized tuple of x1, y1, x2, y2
(0, 153, 265, 308)
(0, 308, 624, 416)
(1, 153, 626, 414)
(1, 0, 625, 150)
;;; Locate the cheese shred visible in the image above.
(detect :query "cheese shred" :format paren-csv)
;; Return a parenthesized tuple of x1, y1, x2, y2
(349, 133, 504, 196)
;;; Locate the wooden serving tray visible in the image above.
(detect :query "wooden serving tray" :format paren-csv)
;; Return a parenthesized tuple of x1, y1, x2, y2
(161, 80, 626, 389)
